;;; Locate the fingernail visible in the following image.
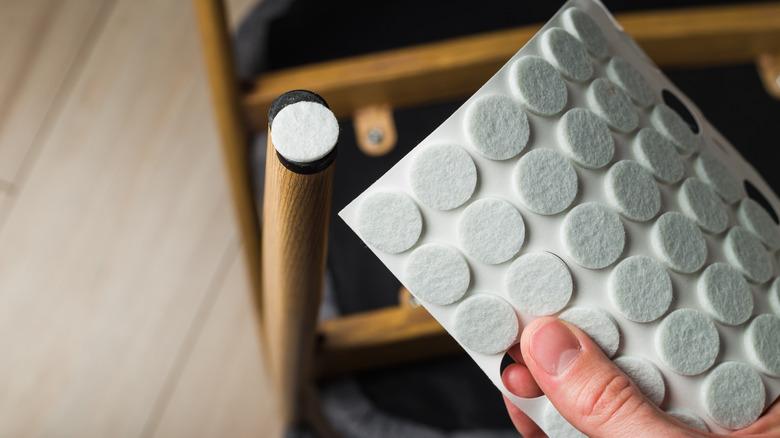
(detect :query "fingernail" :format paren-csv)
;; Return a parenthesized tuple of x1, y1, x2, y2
(530, 319, 581, 376)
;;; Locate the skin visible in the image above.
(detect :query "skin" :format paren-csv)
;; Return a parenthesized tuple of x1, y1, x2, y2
(501, 317, 780, 438)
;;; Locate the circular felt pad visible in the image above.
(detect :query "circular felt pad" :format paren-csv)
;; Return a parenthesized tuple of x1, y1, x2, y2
(557, 107, 614, 169)
(651, 212, 707, 274)
(605, 160, 661, 222)
(560, 306, 620, 357)
(694, 153, 745, 204)
(561, 7, 609, 60)
(770, 277, 780, 315)
(513, 148, 578, 215)
(540, 27, 593, 82)
(410, 144, 477, 210)
(609, 255, 672, 323)
(650, 104, 700, 156)
(357, 191, 422, 254)
(270, 101, 339, 163)
(632, 127, 685, 184)
(453, 294, 519, 355)
(738, 198, 780, 250)
(405, 243, 470, 306)
(606, 57, 655, 107)
(586, 78, 638, 134)
(703, 361, 766, 430)
(562, 202, 625, 269)
(465, 94, 530, 160)
(510, 56, 568, 116)
(505, 252, 572, 316)
(656, 309, 719, 376)
(667, 409, 709, 432)
(678, 178, 729, 234)
(543, 403, 586, 438)
(745, 314, 780, 377)
(724, 226, 773, 284)
(698, 263, 754, 326)
(614, 356, 666, 406)
(458, 198, 525, 264)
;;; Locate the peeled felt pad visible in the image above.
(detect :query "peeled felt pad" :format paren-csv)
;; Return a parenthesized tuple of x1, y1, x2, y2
(738, 198, 780, 250)
(410, 144, 477, 210)
(505, 252, 572, 316)
(609, 255, 672, 323)
(656, 309, 719, 376)
(615, 356, 666, 406)
(650, 104, 700, 155)
(465, 95, 530, 160)
(513, 149, 578, 215)
(605, 160, 661, 222)
(558, 108, 614, 169)
(560, 306, 620, 357)
(694, 153, 746, 204)
(357, 192, 422, 254)
(703, 361, 766, 430)
(698, 263, 753, 326)
(606, 57, 655, 107)
(561, 7, 608, 60)
(651, 212, 707, 274)
(540, 27, 592, 82)
(770, 278, 780, 315)
(458, 198, 525, 264)
(745, 314, 780, 377)
(586, 78, 638, 133)
(667, 409, 709, 432)
(543, 403, 586, 438)
(724, 226, 773, 284)
(632, 127, 684, 184)
(270, 101, 338, 163)
(453, 294, 518, 355)
(510, 56, 567, 116)
(405, 244, 470, 306)
(678, 178, 729, 234)
(562, 202, 625, 269)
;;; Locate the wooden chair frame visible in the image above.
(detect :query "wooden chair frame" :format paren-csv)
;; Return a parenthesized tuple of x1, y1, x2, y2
(193, 0, 780, 433)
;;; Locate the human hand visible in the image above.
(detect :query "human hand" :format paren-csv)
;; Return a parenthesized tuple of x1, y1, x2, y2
(501, 317, 780, 437)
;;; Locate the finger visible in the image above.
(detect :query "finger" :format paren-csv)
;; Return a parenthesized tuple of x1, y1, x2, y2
(502, 362, 543, 398)
(507, 343, 524, 364)
(520, 317, 684, 437)
(503, 396, 545, 438)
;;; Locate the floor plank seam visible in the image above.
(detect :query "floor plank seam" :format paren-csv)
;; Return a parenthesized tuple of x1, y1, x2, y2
(139, 238, 241, 438)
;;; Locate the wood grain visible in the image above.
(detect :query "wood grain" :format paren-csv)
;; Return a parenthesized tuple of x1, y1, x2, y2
(244, 2, 780, 127)
(0, 0, 107, 185)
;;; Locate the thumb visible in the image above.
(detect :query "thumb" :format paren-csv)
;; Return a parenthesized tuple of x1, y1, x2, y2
(520, 317, 682, 438)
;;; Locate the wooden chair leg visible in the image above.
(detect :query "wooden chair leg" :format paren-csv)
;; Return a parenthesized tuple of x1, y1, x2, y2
(262, 115, 335, 431)
(757, 53, 780, 99)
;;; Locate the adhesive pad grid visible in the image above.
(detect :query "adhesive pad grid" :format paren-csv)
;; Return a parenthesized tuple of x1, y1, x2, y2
(340, 0, 780, 434)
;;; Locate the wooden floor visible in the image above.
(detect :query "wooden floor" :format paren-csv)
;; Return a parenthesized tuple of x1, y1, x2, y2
(0, 0, 279, 436)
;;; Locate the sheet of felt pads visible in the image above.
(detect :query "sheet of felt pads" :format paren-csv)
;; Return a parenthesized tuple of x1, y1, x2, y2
(338, 0, 780, 434)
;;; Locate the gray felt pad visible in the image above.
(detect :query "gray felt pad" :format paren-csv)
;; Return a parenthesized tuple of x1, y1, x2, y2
(505, 252, 572, 316)
(651, 212, 707, 274)
(656, 309, 719, 376)
(357, 191, 422, 254)
(678, 177, 729, 234)
(540, 27, 593, 82)
(650, 104, 701, 156)
(410, 144, 477, 210)
(543, 403, 586, 438)
(615, 355, 666, 406)
(587, 78, 639, 134)
(609, 255, 672, 323)
(745, 314, 780, 377)
(703, 361, 766, 430)
(632, 127, 685, 184)
(560, 306, 620, 357)
(667, 409, 709, 432)
(605, 160, 661, 222)
(724, 226, 773, 284)
(737, 198, 780, 250)
(558, 107, 614, 169)
(562, 202, 625, 269)
(694, 153, 746, 204)
(510, 56, 568, 116)
(513, 148, 578, 215)
(561, 7, 609, 59)
(453, 294, 519, 355)
(465, 94, 530, 160)
(606, 56, 655, 107)
(698, 263, 754, 326)
(458, 198, 525, 265)
(405, 243, 470, 306)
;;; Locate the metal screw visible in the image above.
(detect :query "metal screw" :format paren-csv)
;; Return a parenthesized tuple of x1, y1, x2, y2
(367, 128, 384, 145)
